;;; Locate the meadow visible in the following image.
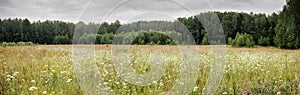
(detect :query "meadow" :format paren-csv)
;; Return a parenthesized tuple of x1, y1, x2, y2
(1, 45, 299, 95)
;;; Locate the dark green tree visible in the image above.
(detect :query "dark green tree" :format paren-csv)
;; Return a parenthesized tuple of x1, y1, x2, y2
(275, 0, 300, 49)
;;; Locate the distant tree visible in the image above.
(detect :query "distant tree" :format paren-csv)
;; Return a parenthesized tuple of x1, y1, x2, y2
(22, 19, 31, 42)
(275, 0, 300, 49)
(201, 34, 209, 45)
(53, 36, 70, 44)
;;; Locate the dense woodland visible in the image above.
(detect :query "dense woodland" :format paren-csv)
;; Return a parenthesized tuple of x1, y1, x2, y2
(0, 0, 299, 49)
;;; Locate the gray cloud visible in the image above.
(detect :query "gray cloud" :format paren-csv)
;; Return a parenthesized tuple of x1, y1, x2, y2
(0, 0, 15, 7)
(0, 0, 286, 23)
(209, 0, 286, 14)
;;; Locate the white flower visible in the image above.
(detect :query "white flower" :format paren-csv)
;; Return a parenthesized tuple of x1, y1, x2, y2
(122, 82, 127, 86)
(159, 82, 164, 86)
(12, 72, 19, 76)
(222, 92, 228, 95)
(51, 69, 55, 72)
(103, 82, 109, 85)
(277, 92, 281, 94)
(6, 78, 11, 82)
(29, 86, 38, 91)
(6, 75, 14, 81)
(66, 79, 72, 83)
(152, 81, 157, 84)
(10, 76, 15, 79)
(31, 80, 36, 83)
(12, 73, 17, 76)
(193, 87, 199, 91)
(60, 71, 67, 74)
(42, 91, 47, 94)
(7, 75, 14, 79)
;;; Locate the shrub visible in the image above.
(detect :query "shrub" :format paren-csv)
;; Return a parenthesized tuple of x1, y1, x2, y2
(148, 41, 155, 46)
(258, 36, 271, 46)
(26, 42, 35, 46)
(228, 37, 234, 45)
(17, 42, 26, 46)
(230, 32, 255, 48)
(7, 42, 16, 46)
(166, 39, 176, 45)
(1, 42, 8, 47)
(1, 42, 36, 47)
(201, 34, 209, 45)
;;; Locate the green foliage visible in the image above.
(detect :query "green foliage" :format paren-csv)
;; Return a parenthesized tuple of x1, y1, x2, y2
(75, 33, 98, 44)
(17, 42, 26, 46)
(230, 32, 255, 48)
(0, 12, 276, 46)
(295, 37, 300, 49)
(1, 42, 36, 47)
(246, 36, 255, 47)
(274, 0, 300, 49)
(201, 34, 209, 45)
(1, 42, 15, 47)
(53, 36, 70, 44)
(166, 39, 176, 45)
(98, 33, 113, 44)
(148, 41, 155, 46)
(26, 42, 35, 46)
(106, 30, 178, 45)
(228, 37, 234, 45)
(258, 36, 271, 46)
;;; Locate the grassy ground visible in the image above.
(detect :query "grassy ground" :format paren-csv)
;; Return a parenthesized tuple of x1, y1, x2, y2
(1, 45, 299, 95)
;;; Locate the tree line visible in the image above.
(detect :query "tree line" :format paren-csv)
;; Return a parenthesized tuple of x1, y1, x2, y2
(0, 0, 299, 49)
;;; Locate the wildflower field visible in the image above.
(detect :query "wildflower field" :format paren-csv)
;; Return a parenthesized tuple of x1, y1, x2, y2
(1, 45, 300, 95)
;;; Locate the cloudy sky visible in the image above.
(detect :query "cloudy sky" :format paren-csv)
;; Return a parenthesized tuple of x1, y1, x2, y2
(0, 0, 286, 23)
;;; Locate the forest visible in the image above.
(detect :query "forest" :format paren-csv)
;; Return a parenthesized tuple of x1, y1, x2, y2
(0, 0, 299, 49)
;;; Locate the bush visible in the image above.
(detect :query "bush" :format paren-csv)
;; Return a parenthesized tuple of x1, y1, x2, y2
(258, 36, 271, 46)
(26, 42, 35, 46)
(230, 32, 255, 48)
(148, 41, 155, 46)
(1, 42, 36, 47)
(7, 42, 16, 46)
(201, 34, 209, 45)
(228, 37, 234, 45)
(1, 42, 16, 47)
(166, 39, 176, 45)
(17, 42, 26, 46)
(1, 42, 8, 47)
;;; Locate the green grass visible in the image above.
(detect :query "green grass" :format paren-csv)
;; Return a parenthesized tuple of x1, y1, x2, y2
(0, 46, 299, 95)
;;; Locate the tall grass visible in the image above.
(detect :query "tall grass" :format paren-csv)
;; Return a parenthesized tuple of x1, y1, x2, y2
(0, 46, 299, 94)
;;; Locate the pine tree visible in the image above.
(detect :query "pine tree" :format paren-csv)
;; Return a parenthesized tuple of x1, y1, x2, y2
(275, 0, 300, 49)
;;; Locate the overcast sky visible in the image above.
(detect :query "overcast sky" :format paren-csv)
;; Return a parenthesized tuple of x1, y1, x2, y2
(0, 0, 286, 23)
